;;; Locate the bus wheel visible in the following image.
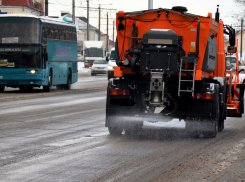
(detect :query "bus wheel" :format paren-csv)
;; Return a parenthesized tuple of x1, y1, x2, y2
(64, 70, 71, 90)
(43, 71, 52, 92)
(19, 86, 26, 91)
(0, 85, 5, 93)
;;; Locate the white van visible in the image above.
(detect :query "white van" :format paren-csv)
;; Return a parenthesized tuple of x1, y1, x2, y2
(107, 47, 117, 80)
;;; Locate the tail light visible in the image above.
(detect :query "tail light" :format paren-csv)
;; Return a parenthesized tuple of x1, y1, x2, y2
(110, 89, 130, 96)
(194, 93, 214, 100)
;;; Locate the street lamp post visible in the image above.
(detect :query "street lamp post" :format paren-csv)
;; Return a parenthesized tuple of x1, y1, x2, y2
(241, 17, 243, 64)
(87, 0, 89, 41)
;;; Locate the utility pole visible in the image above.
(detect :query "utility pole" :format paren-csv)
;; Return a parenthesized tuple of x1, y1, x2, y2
(72, 0, 75, 23)
(113, 20, 115, 47)
(45, 0, 48, 16)
(87, 0, 90, 41)
(148, 0, 153, 10)
(107, 12, 109, 52)
(241, 18, 243, 64)
(98, 4, 101, 41)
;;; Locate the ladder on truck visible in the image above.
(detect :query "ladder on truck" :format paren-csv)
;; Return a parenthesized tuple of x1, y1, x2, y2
(178, 57, 197, 97)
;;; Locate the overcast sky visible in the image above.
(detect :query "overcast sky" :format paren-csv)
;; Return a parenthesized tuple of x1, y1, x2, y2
(48, 0, 240, 39)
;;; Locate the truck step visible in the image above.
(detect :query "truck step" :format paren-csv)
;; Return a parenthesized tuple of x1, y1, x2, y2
(181, 69, 194, 72)
(180, 80, 193, 82)
(179, 90, 193, 92)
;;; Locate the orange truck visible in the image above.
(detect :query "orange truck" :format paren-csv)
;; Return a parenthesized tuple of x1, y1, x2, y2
(106, 6, 244, 138)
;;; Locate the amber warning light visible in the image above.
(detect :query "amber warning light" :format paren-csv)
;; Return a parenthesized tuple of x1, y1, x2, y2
(117, 11, 125, 30)
(117, 11, 125, 20)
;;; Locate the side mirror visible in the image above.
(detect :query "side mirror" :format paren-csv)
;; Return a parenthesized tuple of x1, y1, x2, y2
(106, 57, 109, 61)
(238, 69, 245, 74)
(227, 46, 237, 53)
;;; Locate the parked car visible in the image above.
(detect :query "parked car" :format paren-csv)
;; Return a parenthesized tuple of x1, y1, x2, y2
(91, 59, 108, 76)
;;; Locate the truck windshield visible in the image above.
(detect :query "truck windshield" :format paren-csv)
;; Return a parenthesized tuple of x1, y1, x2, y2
(0, 17, 40, 44)
(110, 50, 115, 60)
(85, 49, 103, 57)
(0, 46, 41, 68)
(226, 56, 241, 70)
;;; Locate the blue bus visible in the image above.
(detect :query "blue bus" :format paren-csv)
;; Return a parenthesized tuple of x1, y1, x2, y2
(0, 15, 78, 92)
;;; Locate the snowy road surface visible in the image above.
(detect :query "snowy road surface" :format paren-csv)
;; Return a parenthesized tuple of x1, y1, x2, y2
(0, 69, 245, 182)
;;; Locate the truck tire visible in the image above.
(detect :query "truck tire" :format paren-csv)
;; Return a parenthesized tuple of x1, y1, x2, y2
(108, 126, 123, 135)
(185, 122, 200, 138)
(218, 106, 225, 132)
(203, 117, 218, 138)
(124, 123, 142, 136)
(203, 84, 219, 138)
(124, 128, 140, 136)
(218, 78, 227, 132)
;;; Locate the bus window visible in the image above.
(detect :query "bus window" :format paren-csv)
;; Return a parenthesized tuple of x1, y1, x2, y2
(54, 26, 59, 39)
(66, 30, 70, 40)
(42, 25, 47, 39)
(0, 17, 40, 44)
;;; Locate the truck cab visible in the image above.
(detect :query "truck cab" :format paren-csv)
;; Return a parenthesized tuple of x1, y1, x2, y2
(83, 41, 105, 68)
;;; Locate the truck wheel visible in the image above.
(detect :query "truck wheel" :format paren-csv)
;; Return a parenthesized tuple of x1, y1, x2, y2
(203, 118, 218, 138)
(218, 107, 224, 132)
(108, 127, 123, 135)
(125, 128, 139, 136)
(203, 84, 219, 138)
(43, 71, 52, 92)
(185, 122, 200, 138)
(0, 85, 5, 93)
(218, 119, 224, 132)
(124, 123, 142, 136)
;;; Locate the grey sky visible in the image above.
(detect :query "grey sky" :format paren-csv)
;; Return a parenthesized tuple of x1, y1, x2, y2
(48, 0, 239, 39)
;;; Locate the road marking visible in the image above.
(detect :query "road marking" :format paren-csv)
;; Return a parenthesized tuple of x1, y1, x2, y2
(45, 137, 94, 147)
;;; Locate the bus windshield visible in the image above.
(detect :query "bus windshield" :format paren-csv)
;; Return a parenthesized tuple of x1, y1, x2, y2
(85, 49, 103, 57)
(0, 46, 41, 68)
(0, 17, 40, 44)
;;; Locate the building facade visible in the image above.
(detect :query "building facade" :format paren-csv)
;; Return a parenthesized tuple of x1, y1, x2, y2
(0, 0, 44, 16)
(236, 29, 245, 65)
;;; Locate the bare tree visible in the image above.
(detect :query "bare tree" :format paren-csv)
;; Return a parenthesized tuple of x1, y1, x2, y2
(233, 0, 245, 21)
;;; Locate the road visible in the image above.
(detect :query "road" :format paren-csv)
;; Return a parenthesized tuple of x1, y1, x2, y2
(1, 68, 245, 182)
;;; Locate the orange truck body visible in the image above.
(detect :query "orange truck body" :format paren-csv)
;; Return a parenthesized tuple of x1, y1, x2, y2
(105, 6, 244, 138)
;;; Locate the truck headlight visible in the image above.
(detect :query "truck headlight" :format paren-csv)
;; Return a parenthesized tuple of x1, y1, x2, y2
(108, 65, 113, 70)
